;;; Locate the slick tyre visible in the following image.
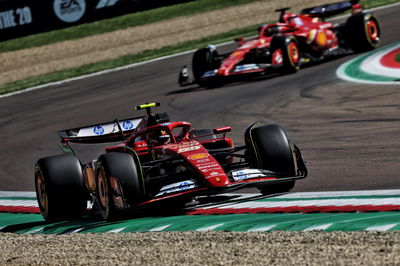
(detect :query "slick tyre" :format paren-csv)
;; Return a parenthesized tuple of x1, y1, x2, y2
(34, 154, 88, 222)
(344, 13, 380, 52)
(95, 152, 143, 221)
(270, 36, 301, 74)
(245, 124, 295, 174)
(192, 47, 220, 87)
(245, 124, 296, 195)
(257, 180, 295, 196)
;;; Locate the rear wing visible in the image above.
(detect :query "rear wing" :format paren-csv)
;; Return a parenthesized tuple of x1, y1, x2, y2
(58, 117, 143, 144)
(301, 0, 360, 17)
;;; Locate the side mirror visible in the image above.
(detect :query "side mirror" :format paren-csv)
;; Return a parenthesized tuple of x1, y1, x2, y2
(234, 37, 245, 46)
(213, 126, 231, 134)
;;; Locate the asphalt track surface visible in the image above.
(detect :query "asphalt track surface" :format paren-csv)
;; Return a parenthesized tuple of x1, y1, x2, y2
(0, 6, 399, 192)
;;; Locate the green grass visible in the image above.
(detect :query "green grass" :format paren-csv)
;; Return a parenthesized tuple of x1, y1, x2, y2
(0, 0, 261, 53)
(0, 25, 256, 95)
(0, 0, 398, 95)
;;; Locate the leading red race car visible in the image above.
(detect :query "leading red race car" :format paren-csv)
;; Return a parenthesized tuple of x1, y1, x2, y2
(178, 0, 380, 87)
(34, 103, 307, 221)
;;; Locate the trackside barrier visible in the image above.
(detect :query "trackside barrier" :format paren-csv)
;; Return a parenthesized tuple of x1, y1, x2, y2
(0, 0, 193, 41)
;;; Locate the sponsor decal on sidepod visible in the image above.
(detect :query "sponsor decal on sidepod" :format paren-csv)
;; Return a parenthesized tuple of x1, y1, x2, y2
(188, 153, 209, 160)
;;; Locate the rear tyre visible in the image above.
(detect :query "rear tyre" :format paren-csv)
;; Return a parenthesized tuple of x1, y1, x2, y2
(344, 13, 380, 52)
(95, 152, 143, 221)
(270, 36, 301, 74)
(192, 47, 220, 87)
(34, 154, 87, 222)
(245, 124, 296, 195)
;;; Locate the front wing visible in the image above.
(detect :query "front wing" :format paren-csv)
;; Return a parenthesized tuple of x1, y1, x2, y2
(135, 169, 305, 207)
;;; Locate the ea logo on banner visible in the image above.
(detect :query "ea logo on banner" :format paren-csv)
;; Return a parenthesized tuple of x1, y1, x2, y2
(53, 0, 86, 23)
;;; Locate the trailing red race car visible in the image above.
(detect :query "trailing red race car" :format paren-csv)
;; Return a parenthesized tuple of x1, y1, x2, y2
(178, 0, 380, 87)
(34, 103, 307, 221)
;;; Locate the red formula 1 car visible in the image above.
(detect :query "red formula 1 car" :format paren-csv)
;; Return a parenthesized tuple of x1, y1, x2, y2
(34, 103, 307, 221)
(178, 0, 380, 87)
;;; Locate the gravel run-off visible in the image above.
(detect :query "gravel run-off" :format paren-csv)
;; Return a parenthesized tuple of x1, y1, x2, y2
(1, 231, 400, 265)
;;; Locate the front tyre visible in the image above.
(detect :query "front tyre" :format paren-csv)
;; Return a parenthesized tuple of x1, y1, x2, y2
(192, 47, 220, 87)
(270, 36, 301, 74)
(34, 154, 88, 222)
(258, 181, 295, 195)
(245, 124, 296, 195)
(95, 152, 143, 221)
(344, 13, 380, 52)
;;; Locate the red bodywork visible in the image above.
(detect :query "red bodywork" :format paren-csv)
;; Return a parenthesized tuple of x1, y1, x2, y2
(59, 105, 306, 210)
(106, 121, 233, 189)
(180, 1, 378, 87)
(217, 14, 339, 77)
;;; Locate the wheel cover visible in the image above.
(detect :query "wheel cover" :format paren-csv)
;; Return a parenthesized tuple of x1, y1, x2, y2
(288, 42, 300, 65)
(35, 172, 48, 215)
(367, 20, 379, 42)
(97, 170, 109, 210)
(272, 49, 283, 65)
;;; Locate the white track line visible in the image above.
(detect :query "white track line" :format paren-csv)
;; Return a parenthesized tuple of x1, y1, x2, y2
(108, 226, 127, 233)
(303, 223, 333, 231)
(247, 225, 276, 232)
(366, 223, 398, 232)
(1, 190, 400, 200)
(23, 227, 44, 234)
(148, 224, 171, 232)
(0, 191, 36, 198)
(196, 223, 225, 232)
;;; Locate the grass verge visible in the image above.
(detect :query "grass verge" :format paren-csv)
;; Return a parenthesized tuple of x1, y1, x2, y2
(0, 0, 397, 95)
(0, 25, 256, 95)
(0, 0, 261, 53)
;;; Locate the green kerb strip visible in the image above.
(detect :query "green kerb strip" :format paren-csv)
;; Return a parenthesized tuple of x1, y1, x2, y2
(0, 197, 37, 201)
(395, 54, 400, 63)
(0, 213, 44, 229)
(344, 53, 396, 82)
(1, 212, 400, 234)
(254, 195, 400, 202)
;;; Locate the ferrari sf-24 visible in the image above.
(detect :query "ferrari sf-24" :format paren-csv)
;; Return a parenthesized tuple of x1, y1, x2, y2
(35, 103, 307, 221)
(179, 0, 380, 87)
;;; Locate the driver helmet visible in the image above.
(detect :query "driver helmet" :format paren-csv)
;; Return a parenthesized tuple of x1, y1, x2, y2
(156, 130, 170, 145)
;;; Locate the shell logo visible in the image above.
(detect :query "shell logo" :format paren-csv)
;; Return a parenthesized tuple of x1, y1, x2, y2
(316, 30, 327, 47)
(188, 153, 209, 160)
(307, 29, 327, 48)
